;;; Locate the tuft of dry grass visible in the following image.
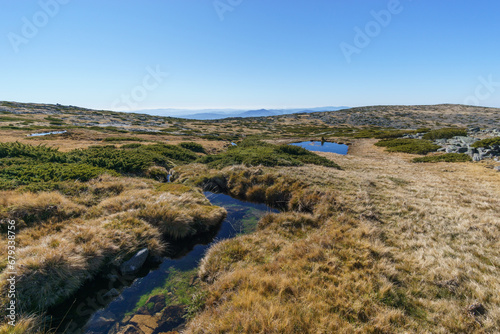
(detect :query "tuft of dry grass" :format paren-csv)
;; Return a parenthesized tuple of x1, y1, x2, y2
(0, 191, 84, 230)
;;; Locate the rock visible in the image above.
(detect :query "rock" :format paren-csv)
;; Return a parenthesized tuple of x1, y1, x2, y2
(155, 305, 186, 332)
(473, 153, 481, 162)
(121, 248, 149, 275)
(467, 302, 486, 317)
(446, 146, 458, 153)
(87, 310, 117, 333)
(117, 324, 145, 334)
(457, 147, 468, 153)
(493, 166, 500, 172)
(129, 314, 158, 334)
(137, 294, 166, 315)
(104, 288, 120, 299)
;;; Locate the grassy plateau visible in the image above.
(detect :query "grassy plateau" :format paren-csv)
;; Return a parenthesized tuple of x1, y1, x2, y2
(0, 102, 498, 333)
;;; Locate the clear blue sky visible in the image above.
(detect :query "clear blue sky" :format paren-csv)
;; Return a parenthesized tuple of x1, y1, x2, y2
(1, 0, 499, 111)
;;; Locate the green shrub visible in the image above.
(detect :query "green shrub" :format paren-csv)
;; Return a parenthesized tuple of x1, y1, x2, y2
(121, 143, 143, 149)
(375, 139, 440, 155)
(103, 136, 144, 142)
(198, 140, 339, 169)
(422, 128, 467, 140)
(413, 153, 472, 163)
(67, 144, 198, 174)
(471, 137, 500, 148)
(0, 163, 117, 188)
(179, 142, 206, 153)
(0, 142, 65, 162)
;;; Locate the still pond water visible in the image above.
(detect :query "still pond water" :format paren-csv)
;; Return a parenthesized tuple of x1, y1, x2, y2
(292, 141, 348, 155)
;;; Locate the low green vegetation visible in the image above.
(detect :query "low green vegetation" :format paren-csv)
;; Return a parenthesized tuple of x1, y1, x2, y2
(179, 142, 206, 153)
(375, 138, 440, 155)
(471, 137, 500, 148)
(132, 268, 198, 314)
(102, 136, 145, 142)
(198, 140, 340, 169)
(413, 153, 472, 163)
(422, 128, 467, 140)
(0, 142, 200, 190)
(0, 116, 27, 122)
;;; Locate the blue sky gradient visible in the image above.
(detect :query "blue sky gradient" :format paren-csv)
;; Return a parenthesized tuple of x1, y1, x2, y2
(1, 0, 499, 110)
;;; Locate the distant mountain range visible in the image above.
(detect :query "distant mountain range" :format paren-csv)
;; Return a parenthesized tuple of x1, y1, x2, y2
(131, 107, 349, 120)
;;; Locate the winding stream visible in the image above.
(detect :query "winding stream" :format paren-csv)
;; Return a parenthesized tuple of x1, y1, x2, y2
(51, 192, 276, 333)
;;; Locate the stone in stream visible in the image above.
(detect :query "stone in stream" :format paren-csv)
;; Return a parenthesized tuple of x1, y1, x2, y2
(137, 294, 166, 315)
(129, 314, 158, 334)
(87, 310, 117, 333)
(121, 248, 149, 276)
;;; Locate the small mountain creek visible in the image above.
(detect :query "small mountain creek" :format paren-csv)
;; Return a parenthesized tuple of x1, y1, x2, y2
(49, 192, 277, 334)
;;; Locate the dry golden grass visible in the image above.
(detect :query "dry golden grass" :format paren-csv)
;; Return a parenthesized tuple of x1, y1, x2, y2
(0, 191, 85, 229)
(183, 139, 500, 333)
(0, 315, 50, 334)
(0, 175, 227, 317)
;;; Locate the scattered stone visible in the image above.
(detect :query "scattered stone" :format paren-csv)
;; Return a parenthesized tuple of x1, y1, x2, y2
(87, 310, 117, 332)
(493, 166, 500, 172)
(467, 302, 486, 317)
(121, 248, 149, 276)
(104, 288, 120, 299)
(117, 324, 145, 334)
(129, 314, 158, 334)
(137, 294, 166, 315)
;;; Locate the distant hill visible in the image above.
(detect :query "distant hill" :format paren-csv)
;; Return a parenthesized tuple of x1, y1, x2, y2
(132, 107, 349, 120)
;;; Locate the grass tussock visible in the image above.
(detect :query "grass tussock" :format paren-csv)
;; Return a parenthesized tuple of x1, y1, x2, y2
(375, 138, 440, 155)
(413, 153, 472, 163)
(0, 191, 84, 230)
(0, 315, 50, 334)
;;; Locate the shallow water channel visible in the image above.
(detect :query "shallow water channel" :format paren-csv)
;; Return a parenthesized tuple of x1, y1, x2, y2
(51, 192, 277, 333)
(292, 141, 348, 155)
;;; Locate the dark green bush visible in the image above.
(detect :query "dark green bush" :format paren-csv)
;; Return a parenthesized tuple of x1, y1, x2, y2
(0, 163, 117, 188)
(103, 136, 144, 142)
(121, 143, 143, 149)
(422, 128, 467, 140)
(375, 139, 440, 155)
(471, 137, 500, 148)
(413, 153, 472, 163)
(0, 142, 65, 162)
(179, 142, 206, 153)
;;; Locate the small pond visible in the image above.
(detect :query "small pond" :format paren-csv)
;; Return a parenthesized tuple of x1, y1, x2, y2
(27, 130, 67, 137)
(52, 192, 276, 333)
(292, 141, 348, 155)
